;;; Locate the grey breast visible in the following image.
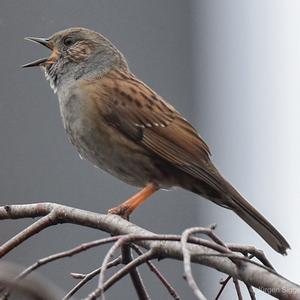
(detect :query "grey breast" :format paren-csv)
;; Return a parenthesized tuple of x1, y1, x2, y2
(57, 85, 109, 167)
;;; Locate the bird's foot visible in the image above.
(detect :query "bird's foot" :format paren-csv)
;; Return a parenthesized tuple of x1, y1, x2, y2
(108, 205, 130, 220)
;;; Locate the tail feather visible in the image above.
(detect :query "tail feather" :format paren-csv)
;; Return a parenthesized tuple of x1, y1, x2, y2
(229, 187, 290, 255)
(187, 174, 290, 255)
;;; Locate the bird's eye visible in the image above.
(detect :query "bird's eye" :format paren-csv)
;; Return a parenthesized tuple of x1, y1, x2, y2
(63, 37, 75, 47)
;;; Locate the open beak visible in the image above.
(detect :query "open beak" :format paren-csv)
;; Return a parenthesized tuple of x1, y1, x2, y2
(22, 37, 59, 68)
(24, 37, 52, 49)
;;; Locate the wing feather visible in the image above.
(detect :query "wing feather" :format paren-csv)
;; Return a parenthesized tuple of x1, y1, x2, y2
(82, 69, 225, 191)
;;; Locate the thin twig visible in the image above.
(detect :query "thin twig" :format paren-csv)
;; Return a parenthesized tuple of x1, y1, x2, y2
(16, 236, 121, 280)
(233, 278, 243, 300)
(181, 228, 207, 300)
(86, 250, 156, 300)
(0, 210, 57, 258)
(96, 235, 156, 300)
(95, 234, 210, 299)
(131, 244, 181, 300)
(246, 284, 256, 300)
(197, 224, 227, 247)
(227, 244, 274, 270)
(121, 245, 150, 300)
(215, 276, 232, 300)
(63, 257, 122, 300)
(70, 273, 86, 279)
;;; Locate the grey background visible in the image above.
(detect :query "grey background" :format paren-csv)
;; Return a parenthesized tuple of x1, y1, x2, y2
(0, 1, 299, 299)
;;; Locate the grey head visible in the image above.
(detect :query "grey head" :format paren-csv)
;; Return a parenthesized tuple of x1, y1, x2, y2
(23, 27, 128, 92)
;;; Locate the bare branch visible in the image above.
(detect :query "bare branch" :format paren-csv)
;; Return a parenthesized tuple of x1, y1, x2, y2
(96, 235, 159, 300)
(87, 249, 156, 300)
(121, 245, 150, 300)
(63, 257, 122, 300)
(16, 236, 120, 280)
(233, 278, 243, 300)
(181, 228, 208, 300)
(227, 244, 274, 270)
(215, 276, 232, 300)
(0, 210, 57, 258)
(131, 244, 181, 300)
(246, 283, 256, 300)
(1, 203, 299, 300)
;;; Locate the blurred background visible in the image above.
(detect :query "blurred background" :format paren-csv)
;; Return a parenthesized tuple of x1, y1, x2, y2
(0, 1, 299, 299)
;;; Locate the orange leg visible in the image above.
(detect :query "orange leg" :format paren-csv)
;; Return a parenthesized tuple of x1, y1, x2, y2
(108, 183, 158, 219)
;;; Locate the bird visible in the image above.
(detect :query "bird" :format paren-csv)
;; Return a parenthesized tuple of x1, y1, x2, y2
(23, 27, 290, 254)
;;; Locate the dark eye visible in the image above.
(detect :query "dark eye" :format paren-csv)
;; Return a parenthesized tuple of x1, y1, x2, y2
(63, 37, 75, 47)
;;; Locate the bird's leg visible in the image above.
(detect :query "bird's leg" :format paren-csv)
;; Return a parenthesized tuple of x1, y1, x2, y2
(108, 183, 158, 219)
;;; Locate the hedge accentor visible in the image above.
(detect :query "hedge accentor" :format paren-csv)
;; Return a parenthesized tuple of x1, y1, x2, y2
(23, 27, 289, 254)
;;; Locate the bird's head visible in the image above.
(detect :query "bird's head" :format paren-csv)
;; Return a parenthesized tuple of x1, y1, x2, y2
(23, 27, 127, 92)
